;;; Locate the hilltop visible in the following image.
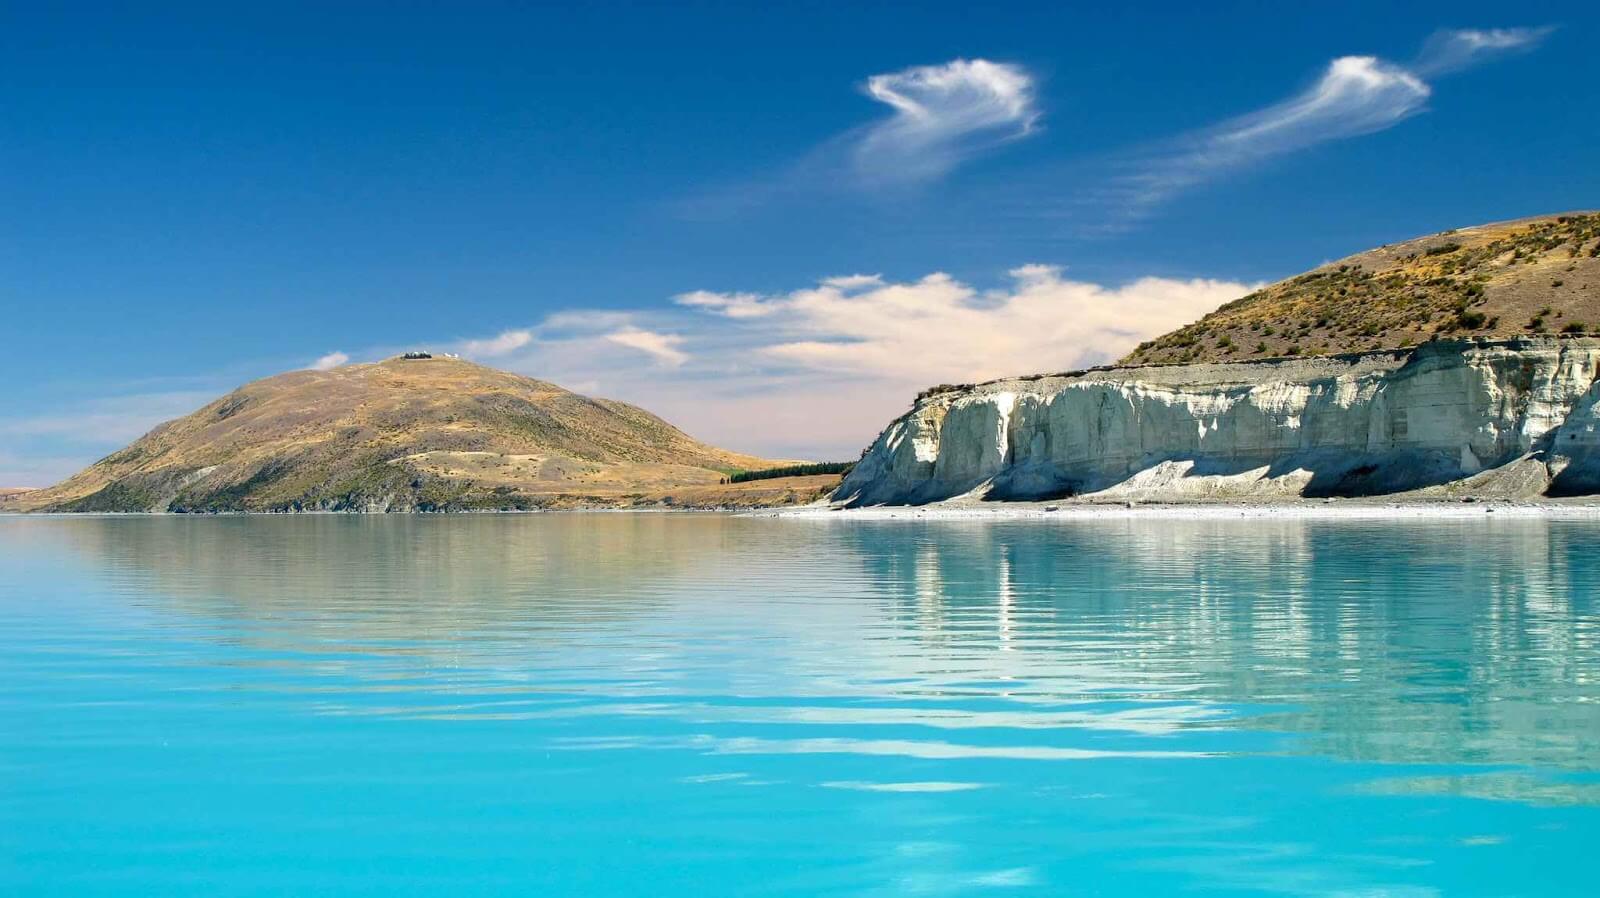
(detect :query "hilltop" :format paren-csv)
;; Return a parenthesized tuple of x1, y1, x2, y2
(6, 356, 832, 512)
(1123, 213, 1600, 365)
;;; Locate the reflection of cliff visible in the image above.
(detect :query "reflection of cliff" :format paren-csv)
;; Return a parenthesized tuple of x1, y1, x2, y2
(22, 515, 1600, 802)
(830, 519, 1600, 779)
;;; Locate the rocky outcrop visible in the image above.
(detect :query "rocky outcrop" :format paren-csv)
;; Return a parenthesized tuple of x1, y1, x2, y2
(834, 338, 1600, 505)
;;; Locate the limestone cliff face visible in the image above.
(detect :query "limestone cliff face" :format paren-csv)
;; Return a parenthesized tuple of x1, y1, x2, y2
(834, 338, 1600, 504)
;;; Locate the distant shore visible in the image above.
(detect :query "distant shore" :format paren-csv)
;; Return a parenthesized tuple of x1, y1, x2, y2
(9, 497, 1600, 519)
(761, 497, 1600, 520)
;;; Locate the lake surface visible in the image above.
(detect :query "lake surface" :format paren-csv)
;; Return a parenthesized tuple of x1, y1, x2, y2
(3, 514, 1599, 896)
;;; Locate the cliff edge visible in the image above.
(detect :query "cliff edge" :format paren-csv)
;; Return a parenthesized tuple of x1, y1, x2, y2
(835, 338, 1600, 505)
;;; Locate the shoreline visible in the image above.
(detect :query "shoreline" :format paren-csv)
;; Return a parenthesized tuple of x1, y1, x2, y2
(759, 497, 1600, 521)
(8, 497, 1600, 520)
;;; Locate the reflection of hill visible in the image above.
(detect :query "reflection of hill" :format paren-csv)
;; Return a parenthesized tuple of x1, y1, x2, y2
(22, 514, 1600, 803)
(26, 514, 761, 647)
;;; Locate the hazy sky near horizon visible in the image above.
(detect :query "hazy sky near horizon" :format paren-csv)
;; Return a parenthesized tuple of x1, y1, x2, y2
(3, 2, 1597, 484)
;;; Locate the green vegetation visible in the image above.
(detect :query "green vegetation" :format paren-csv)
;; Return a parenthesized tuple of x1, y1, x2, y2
(726, 462, 855, 483)
(917, 383, 975, 402)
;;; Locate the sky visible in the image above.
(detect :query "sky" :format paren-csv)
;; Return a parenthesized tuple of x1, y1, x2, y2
(3, 1, 1597, 485)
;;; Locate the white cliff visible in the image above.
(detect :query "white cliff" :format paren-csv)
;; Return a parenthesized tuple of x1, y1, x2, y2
(835, 338, 1600, 505)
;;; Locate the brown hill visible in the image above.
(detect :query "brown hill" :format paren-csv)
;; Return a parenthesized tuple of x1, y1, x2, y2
(8, 356, 827, 512)
(1123, 212, 1600, 365)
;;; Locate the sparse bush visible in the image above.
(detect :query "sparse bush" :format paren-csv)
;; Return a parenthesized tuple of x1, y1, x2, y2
(1426, 242, 1462, 256)
(1562, 322, 1587, 335)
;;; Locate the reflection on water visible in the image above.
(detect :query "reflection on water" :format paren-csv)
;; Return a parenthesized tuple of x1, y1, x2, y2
(2, 515, 1598, 897)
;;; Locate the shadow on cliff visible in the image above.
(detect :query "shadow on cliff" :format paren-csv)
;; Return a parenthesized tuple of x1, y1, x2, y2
(917, 449, 1487, 504)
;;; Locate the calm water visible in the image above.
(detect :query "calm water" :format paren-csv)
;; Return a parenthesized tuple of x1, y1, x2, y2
(2, 515, 1599, 896)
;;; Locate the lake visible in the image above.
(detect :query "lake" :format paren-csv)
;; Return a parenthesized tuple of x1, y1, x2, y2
(2, 514, 1598, 896)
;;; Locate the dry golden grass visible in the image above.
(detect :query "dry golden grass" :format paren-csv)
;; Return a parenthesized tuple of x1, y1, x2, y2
(1123, 213, 1600, 365)
(15, 357, 805, 512)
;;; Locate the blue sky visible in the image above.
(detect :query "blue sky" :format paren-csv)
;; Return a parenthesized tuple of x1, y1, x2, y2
(3, 1, 1596, 484)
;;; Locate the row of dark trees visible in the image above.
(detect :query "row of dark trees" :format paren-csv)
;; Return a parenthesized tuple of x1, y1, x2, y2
(724, 462, 854, 484)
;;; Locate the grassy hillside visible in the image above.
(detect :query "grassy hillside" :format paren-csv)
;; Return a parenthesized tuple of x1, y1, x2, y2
(8, 356, 828, 512)
(1123, 213, 1600, 365)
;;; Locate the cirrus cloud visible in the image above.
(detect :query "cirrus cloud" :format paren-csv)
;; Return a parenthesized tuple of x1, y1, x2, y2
(1090, 26, 1554, 228)
(1413, 26, 1556, 76)
(855, 58, 1040, 185)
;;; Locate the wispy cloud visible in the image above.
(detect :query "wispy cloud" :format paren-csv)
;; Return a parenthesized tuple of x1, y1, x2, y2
(681, 58, 1039, 216)
(1413, 26, 1556, 76)
(854, 58, 1039, 185)
(1109, 56, 1429, 222)
(310, 351, 349, 370)
(0, 390, 218, 486)
(442, 266, 1253, 460)
(1097, 26, 1553, 227)
(9, 263, 1254, 483)
(675, 290, 774, 319)
(461, 329, 532, 357)
(604, 327, 689, 367)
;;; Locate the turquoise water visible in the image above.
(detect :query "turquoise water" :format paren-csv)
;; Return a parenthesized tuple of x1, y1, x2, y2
(2, 515, 1599, 896)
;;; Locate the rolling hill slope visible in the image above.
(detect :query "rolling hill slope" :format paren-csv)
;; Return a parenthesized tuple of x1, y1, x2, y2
(1123, 213, 1600, 365)
(7, 356, 825, 512)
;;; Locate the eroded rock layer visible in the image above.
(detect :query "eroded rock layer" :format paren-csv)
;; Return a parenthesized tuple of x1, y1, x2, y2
(834, 338, 1600, 504)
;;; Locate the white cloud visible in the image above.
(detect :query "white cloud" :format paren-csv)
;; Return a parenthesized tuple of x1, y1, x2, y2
(679, 58, 1039, 214)
(855, 58, 1040, 184)
(4, 391, 216, 442)
(1113, 56, 1429, 219)
(604, 327, 689, 367)
(409, 266, 1254, 461)
(5, 265, 1255, 477)
(310, 351, 349, 370)
(0, 390, 219, 486)
(684, 267, 1253, 385)
(1213, 57, 1430, 151)
(674, 290, 774, 319)
(1098, 27, 1551, 226)
(821, 274, 884, 290)
(461, 329, 532, 357)
(1414, 26, 1556, 75)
